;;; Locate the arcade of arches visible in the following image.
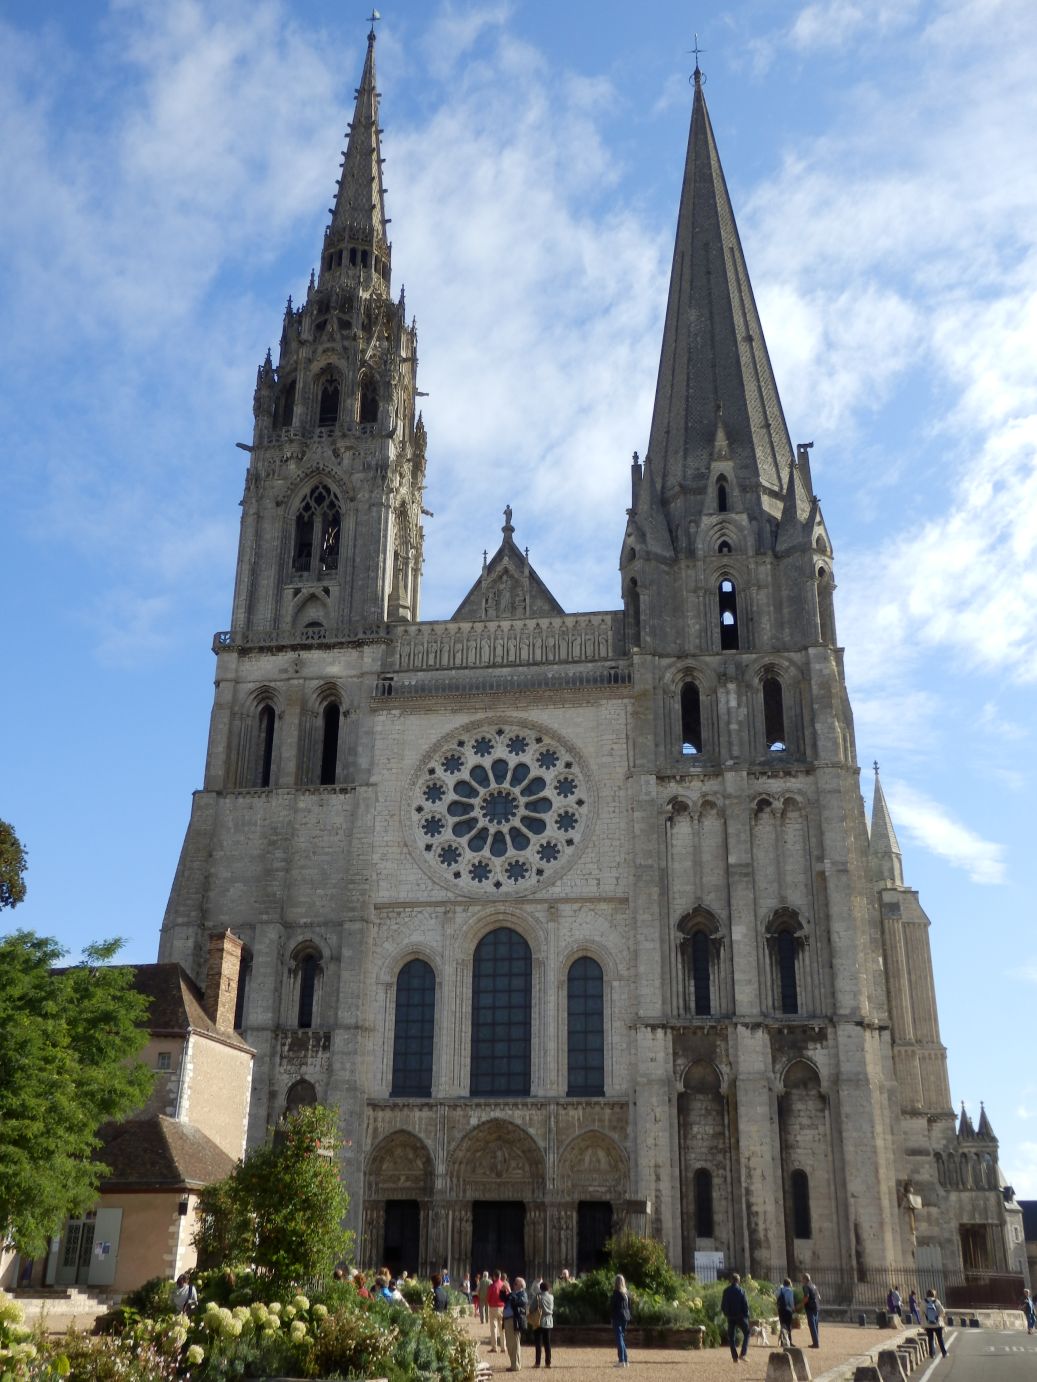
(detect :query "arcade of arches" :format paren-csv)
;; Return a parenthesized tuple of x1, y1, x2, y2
(362, 1120, 633, 1278)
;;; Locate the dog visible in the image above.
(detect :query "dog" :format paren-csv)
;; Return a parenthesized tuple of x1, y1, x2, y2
(749, 1320, 771, 1347)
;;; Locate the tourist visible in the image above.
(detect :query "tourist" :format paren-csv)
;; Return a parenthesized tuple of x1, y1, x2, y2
(503, 1275, 528, 1371)
(776, 1277, 795, 1348)
(378, 1274, 394, 1303)
(721, 1273, 750, 1363)
(610, 1273, 631, 1368)
(1024, 1288, 1036, 1335)
(478, 1271, 491, 1323)
(923, 1289, 948, 1358)
(488, 1270, 507, 1352)
(908, 1289, 921, 1324)
(887, 1284, 902, 1320)
(431, 1272, 449, 1312)
(531, 1278, 554, 1369)
(802, 1274, 821, 1348)
(355, 1271, 371, 1300)
(173, 1273, 197, 1316)
(462, 1272, 472, 1304)
(442, 1262, 451, 1286)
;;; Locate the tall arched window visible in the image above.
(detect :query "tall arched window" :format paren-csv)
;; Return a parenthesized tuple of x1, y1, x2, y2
(718, 580, 738, 650)
(391, 959, 435, 1098)
(358, 373, 379, 425)
(318, 378, 340, 428)
(470, 928, 531, 1097)
(678, 912, 719, 1017)
(285, 1079, 317, 1114)
(777, 930, 798, 1014)
(690, 931, 711, 1015)
(694, 1168, 715, 1238)
(816, 568, 836, 645)
(567, 957, 605, 1096)
(276, 378, 296, 429)
(233, 949, 252, 1031)
(319, 703, 341, 785)
(717, 478, 729, 513)
(680, 682, 702, 755)
(935, 1152, 946, 1187)
(257, 704, 276, 788)
(626, 578, 641, 648)
(292, 484, 342, 577)
(791, 1169, 812, 1239)
(297, 951, 320, 1029)
(763, 676, 786, 750)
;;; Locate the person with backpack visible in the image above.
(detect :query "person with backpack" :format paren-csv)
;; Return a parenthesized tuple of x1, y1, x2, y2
(172, 1272, 198, 1316)
(503, 1275, 529, 1371)
(923, 1289, 948, 1357)
(801, 1274, 821, 1348)
(721, 1273, 751, 1362)
(776, 1277, 795, 1348)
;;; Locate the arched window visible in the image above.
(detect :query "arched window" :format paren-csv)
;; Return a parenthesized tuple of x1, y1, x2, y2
(678, 913, 718, 1017)
(318, 378, 340, 428)
(358, 373, 379, 425)
(285, 1079, 317, 1114)
(777, 930, 798, 1014)
(763, 677, 787, 751)
(982, 1152, 995, 1189)
(690, 931, 711, 1015)
(717, 479, 729, 513)
(718, 579, 738, 650)
(276, 379, 296, 429)
(959, 1153, 969, 1187)
(791, 1169, 812, 1238)
(694, 1168, 715, 1238)
(948, 1154, 959, 1188)
(297, 951, 320, 1029)
(567, 957, 605, 1096)
(680, 682, 702, 755)
(257, 704, 276, 788)
(626, 578, 641, 648)
(292, 484, 342, 578)
(717, 540, 732, 554)
(319, 703, 340, 786)
(391, 959, 435, 1098)
(233, 949, 252, 1031)
(816, 568, 836, 645)
(935, 1152, 946, 1187)
(470, 928, 531, 1097)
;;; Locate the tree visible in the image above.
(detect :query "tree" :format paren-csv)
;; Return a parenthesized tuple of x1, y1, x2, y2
(0, 820, 27, 910)
(194, 1104, 353, 1283)
(0, 932, 153, 1257)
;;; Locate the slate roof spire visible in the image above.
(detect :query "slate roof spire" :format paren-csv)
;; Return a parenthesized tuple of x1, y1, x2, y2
(648, 65, 793, 525)
(869, 763, 904, 888)
(325, 18, 388, 260)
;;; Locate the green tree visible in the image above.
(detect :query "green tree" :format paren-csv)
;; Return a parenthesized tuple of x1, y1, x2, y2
(0, 932, 153, 1256)
(194, 1104, 353, 1283)
(0, 820, 27, 910)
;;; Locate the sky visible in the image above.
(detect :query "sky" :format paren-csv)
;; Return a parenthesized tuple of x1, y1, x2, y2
(2, 0, 1036, 1194)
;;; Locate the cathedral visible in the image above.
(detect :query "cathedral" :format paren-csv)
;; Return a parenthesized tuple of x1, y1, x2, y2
(158, 25, 1025, 1298)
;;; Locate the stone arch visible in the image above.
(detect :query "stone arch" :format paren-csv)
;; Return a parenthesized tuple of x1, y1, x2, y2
(365, 1130, 435, 1199)
(778, 1058, 837, 1270)
(557, 1131, 628, 1199)
(678, 1059, 730, 1269)
(780, 1057, 822, 1092)
(363, 1131, 436, 1279)
(447, 1119, 546, 1200)
(284, 1078, 317, 1114)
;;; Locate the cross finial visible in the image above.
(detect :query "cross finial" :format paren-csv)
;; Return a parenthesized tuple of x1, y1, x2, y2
(873, 760, 880, 776)
(367, 9, 381, 39)
(690, 32, 705, 84)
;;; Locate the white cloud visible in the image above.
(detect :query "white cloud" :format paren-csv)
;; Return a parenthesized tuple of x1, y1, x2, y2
(1005, 1141, 1037, 1199)
(884, 781, 1006, 885)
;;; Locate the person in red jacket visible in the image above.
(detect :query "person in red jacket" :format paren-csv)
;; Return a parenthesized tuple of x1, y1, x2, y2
(487, 1270, 507, 1353)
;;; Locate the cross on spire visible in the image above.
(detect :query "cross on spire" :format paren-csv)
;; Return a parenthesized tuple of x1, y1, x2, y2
(367, 9, 381, 38)
(690, 32, 705, 83)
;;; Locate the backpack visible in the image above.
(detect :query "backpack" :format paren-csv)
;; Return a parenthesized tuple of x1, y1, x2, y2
(925, 1298, 939, 1324)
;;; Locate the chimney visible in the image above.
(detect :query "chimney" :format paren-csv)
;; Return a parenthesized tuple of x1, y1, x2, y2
(203, 930, 244, 1031)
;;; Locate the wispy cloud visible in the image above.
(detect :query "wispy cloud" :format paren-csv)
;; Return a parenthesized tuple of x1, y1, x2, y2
(884, 781, 1006, 885)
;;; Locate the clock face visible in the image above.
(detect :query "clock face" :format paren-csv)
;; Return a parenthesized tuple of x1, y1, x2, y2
(405, 720, 593, 897)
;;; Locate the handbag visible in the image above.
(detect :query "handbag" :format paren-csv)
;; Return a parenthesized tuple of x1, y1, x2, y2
(528, 1296, 542, 1330)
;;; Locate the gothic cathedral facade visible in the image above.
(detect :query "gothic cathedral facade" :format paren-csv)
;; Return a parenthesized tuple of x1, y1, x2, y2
(159, 29, 1022, 1292)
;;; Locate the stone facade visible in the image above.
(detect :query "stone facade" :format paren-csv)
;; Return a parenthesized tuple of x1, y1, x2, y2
(158, 32, 1023, 1293)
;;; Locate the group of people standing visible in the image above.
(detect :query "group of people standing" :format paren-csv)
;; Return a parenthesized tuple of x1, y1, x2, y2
(887, 1284, 949, 1358)
(476, 1270, 555, 1370)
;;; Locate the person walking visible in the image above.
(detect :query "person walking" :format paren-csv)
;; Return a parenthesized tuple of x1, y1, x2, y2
(721, 1273, 750, 1363)
(431, 1273, 449, 1312)
(531, 1278, 554, 1369)
(908, 1289, 921, 1325)
(487, 1270, 506, 1352)
(173, 1273, 198, 1316)
(923, 1289, 948, 1358)
(478, 1271, 491, 1324)
(610, 1274, 631, 1368)
(887, 1284, 902, 1321)
(776, 1277, 795, 1348)
(802, 1274, 821, 1349)
(1024, 1288, 1036, 1335)
(503, 1275, 529, 1372)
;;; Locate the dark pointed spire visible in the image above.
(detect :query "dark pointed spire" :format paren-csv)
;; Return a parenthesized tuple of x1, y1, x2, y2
(329, 21, 387, 249)
(977, 1103, 996, 1140)
(648, 71, 793, 520)
(633, 453, 676, 560)
(869, 763, 904, 888)
(958, 1102, 975, 1139)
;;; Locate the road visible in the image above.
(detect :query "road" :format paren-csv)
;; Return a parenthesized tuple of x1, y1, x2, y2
(914, 1326, 1037, 1380)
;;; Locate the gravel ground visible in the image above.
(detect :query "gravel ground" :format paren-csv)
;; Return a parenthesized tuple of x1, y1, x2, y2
(463, 1317, 908, 1381)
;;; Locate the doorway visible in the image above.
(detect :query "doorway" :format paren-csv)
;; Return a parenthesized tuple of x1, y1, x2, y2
(383, 1200, 421, 1278)
(56, 1216, 95, 1286)
(576, 1200, 613, 1275)
(472, 1201, 525, 1278)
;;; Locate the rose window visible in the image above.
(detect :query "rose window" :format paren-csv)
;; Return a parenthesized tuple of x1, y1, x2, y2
(407, 723, 591, 894)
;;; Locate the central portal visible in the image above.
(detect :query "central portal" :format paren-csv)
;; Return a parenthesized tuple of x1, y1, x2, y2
(472, 1201, 526, 1278)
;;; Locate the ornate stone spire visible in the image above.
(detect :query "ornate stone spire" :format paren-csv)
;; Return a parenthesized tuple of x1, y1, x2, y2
(647, 68, 793, 524)
(869, 763, 904, 888)
(330, 20, 387, 246)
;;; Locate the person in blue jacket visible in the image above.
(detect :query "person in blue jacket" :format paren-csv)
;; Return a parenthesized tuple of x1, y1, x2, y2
(610, 1274, 631, 1367)
(721, 1273, 750, 1362)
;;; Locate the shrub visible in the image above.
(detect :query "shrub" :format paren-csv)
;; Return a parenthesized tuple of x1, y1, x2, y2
(606, 1230, 683, 1297)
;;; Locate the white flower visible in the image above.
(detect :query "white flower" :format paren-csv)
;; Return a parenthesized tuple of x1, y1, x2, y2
(293, 1294, 310, 1312)
(186, 1343, 205, 1365)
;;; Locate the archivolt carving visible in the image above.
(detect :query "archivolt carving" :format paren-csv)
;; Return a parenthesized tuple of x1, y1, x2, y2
(557, 1132, 628, 1198)
(365, 1131, 435, 1197)
(448, 1119, 545, 1199)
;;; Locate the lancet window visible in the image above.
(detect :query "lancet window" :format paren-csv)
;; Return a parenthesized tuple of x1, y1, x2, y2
(318, 378, 340, 428)
(567, 957, 605, 1097)
(470, 928, 531, 1097)
(791, 1169, 812, 1238)
(718, 579, 739, 650)
(292, 483, 342, 578)
(680, 681, 703, 756)
(391, 959, 435, 1098)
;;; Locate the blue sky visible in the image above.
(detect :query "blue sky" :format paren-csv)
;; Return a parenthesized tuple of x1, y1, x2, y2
(3, 1, 1036, 1193)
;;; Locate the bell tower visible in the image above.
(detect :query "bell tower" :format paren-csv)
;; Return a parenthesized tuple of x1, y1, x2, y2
(233, 19, 425, 639)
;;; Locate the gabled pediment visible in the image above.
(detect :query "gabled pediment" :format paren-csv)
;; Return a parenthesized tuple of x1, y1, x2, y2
(452, 508, 565, 621)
